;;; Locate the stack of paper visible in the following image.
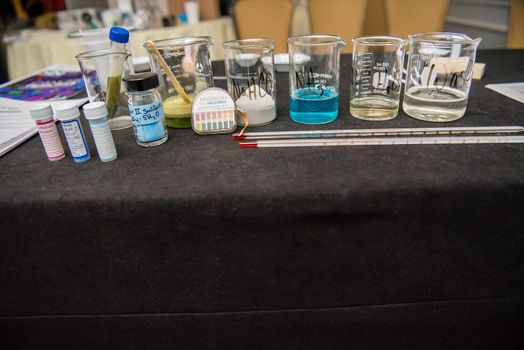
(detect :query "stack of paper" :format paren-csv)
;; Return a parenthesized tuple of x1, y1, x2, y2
(0, 98, 87, 156)
(485, 82, 524, 104)
(0, 65, 88, 157)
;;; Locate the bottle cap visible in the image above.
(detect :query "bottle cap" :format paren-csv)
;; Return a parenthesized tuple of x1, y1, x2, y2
(54, 102, 80, 121)
(83, 101, 108, 120)
(109, 26, 129, 44)
(30, 103, 53, 121)
(178, 13, 188, 24)
(124, 72, 159, 92)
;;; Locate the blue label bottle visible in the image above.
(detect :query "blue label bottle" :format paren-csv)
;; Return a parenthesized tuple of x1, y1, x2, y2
(55, 102, 90, 163)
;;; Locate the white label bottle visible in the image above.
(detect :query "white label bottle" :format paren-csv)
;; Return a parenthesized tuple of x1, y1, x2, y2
(83, 102, 118, 162)
(29, 103, 65, 161)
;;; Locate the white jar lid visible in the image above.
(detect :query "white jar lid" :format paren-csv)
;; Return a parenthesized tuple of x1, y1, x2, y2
(54, 102, 80, 121)
(29, 103, 53, 121)
(83, 101, 108, 120)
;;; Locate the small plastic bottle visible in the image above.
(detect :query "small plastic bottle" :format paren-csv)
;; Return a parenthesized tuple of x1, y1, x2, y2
(109, 26, 129, 52)
(83, 102, 118, 162)
(55, 102, 91, 163)
(29, 103, 65, 161)
(105, 27, 131, 124)
(124, 73, 168, 147)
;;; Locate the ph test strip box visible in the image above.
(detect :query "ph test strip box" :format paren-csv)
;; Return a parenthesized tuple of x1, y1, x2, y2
(191, 87, 237, 135)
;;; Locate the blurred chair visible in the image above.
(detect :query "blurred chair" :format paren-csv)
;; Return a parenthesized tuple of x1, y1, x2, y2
(507, 0, 524, 48)
(363, 0, 387, 35)
(309, 0, 368, 53)
(385, 0, 449, 38)
(234, 0, 293, 53)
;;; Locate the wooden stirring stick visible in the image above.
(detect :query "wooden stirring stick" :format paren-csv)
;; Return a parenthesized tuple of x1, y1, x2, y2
(145, 40, 192, 104)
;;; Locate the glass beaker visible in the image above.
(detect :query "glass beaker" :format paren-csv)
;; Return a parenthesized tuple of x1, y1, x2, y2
(76, 48, 133, 130)
(144, 36, 214, 128)
(350, 36, 406, 121)
(403, 32, 482, 122)
(222, 38, 276, 127)
(288, 35, 347, 124)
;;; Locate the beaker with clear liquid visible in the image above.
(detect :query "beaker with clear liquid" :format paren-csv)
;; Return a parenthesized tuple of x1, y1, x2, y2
(144, 36, 214, 128)
(403, 32, 481, 122)
(350, 36, 406, 121)
(288, 35, 347, 124)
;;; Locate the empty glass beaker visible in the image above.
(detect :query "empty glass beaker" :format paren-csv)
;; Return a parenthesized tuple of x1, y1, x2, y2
(222, 38, 276, 127)
(403, 32, 482, 122)
(350, 36, 406, 121)
(144, 36, 214, 128)
(76, 48, 133, 130)
(288, 35, 347, 124)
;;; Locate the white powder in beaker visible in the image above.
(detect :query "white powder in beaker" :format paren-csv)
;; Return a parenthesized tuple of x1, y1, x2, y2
(235, 85, 276, 126)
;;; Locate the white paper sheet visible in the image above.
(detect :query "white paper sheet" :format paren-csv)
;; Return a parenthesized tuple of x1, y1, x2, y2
(0, 98, 88, 156)
(485, 82, 524, 104)
(0, 99, 37, 155)
(0, 65, 88, 157)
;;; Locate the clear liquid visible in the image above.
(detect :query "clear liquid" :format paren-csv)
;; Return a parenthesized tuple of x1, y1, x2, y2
(290, 89, 338, 124)
(350, 95, 399, 121)
(403, 86, 468, 122)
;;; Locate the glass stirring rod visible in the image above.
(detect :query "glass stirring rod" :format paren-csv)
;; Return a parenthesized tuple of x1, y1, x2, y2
(233, 126, 524, 140)
(239, 135, 524, 148)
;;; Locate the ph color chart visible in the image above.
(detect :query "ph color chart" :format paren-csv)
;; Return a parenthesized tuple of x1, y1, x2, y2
(192, 110, 236, 133)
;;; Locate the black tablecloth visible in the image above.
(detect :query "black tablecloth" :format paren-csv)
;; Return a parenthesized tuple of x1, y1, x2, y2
(1, 50, 523, 349)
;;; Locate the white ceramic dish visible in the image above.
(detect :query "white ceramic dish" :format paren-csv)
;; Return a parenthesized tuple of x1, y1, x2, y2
(262, 53, 311, 72)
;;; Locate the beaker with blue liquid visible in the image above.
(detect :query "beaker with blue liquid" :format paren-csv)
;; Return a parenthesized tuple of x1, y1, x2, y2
(288, 35, 347, 124)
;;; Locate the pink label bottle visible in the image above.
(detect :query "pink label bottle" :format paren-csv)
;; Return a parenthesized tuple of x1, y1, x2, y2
(30, 103, 65, 161)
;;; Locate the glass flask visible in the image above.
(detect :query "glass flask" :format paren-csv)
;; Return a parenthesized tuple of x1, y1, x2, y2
(222, 38, 277, 127)
(403, 32, 482, 122)
(76, 48, 133, 130)
(350, 36, 406, 121)
(288, 34, 347, 124)
(144, 36, 214, 128)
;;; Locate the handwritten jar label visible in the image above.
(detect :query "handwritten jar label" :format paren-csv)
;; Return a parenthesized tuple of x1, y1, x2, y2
(129, 101, 165, 126)
(230, 71, 274, 100)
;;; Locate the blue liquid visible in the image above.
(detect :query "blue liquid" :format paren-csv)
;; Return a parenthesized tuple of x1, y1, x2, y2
(290, 89, 339, 124)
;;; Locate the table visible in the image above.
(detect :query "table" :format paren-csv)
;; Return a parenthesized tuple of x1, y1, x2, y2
(1, 50, 523, 349)
(5, 17, 236, 80)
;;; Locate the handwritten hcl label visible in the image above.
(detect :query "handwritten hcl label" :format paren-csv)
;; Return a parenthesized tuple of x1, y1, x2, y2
(129, 101, 165, 126)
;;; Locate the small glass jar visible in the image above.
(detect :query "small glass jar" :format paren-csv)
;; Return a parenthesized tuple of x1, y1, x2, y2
(124, 73, 168, 147)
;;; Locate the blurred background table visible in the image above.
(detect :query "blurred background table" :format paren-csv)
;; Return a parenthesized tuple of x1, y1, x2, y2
(5, 17, 236, 79)
(3, 0, 524, 81)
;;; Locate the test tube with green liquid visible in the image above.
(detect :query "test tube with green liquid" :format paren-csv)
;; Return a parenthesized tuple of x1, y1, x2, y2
(105, 27, 129, 118)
